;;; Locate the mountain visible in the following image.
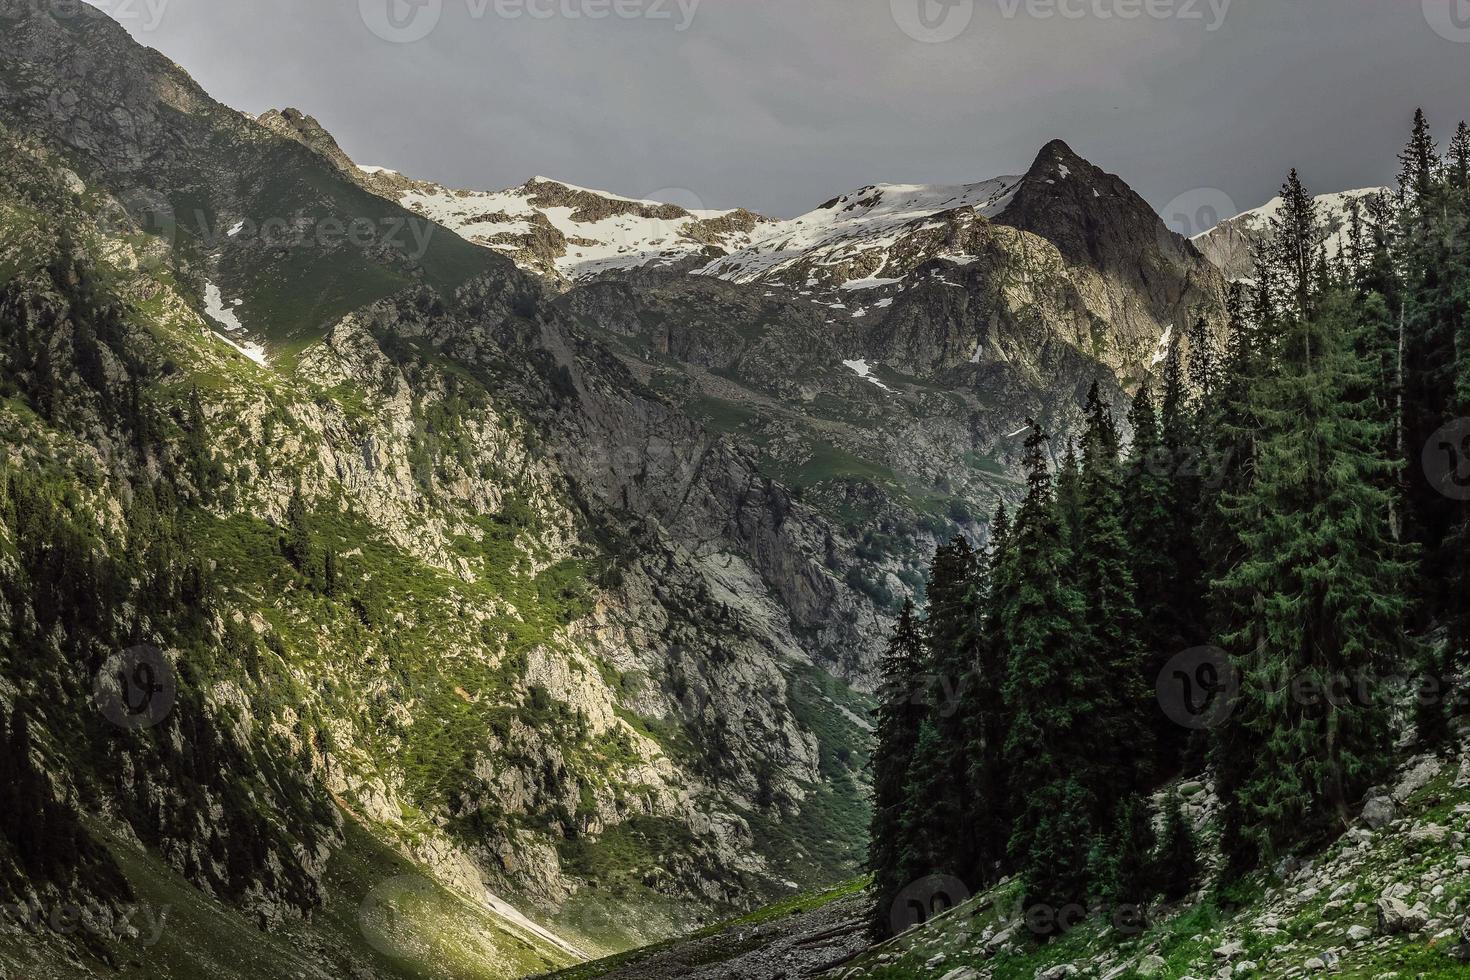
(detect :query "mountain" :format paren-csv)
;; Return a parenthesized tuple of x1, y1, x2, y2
(258, 108, 771, 286)
(1193, 186, 1390, 281)
(0, 3, 1229, 978)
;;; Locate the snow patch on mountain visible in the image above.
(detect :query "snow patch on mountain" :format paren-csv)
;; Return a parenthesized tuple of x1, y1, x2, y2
(396, 177, 768, 281)
(842, 359, 893, 392)
(699, 177, 1021, 286)
(203, 281, 268, 366)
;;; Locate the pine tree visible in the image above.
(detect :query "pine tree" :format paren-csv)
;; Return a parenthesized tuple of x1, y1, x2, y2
(869, 601, 929, 937)
(966, 502, 1014, 887)
(1215, 276, 1410, 859)
(1094, 794, 1157, 910)
(1158, 789, 1199, 902)
(1055, 440, 1084, 552)
(1398, 108, 1439, 210)
(898, 719, 964, 890)
(1159, 329, 1208, 653)
(1449, 122, 1470, 192)
(1266, 170, 1327, 322)
(282, 485, 314, 575)
(1001, 423, 1092, 914)
(1397, 111, 1463, 628)
(1123, 382, 1183, 769)
(917, 537, 981, 881)
(1077, 382, 1152, 797)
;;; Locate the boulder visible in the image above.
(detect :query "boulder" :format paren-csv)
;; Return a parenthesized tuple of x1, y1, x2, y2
(1213, 940, 1245, 960)
(1136, 954, 1168, 976)
(1454, 916, 1470, 964)
(1407, 823, 1450, 850)
(1360, 795, 1397, 829)
(1035, 965, 1078, 980)
(1376, 895, 1429, 935)
(940, 968, 981, 980)
(1393, 757, 1442, 801)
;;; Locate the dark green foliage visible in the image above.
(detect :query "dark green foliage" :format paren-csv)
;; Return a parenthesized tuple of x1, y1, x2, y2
(1157, 790, 1199, 902)
(282, 484, 315, 575)
(1214, 175, 1411, 862)
(1092, 794, 1157, 910)
(965, 502, 1014, 888)
(1000, 424, 1092, 915)
(1076, 383, 1152, 798)
(898, 720, 963, 886)
(920, 537, 982, 882)
(868, 600, 928, 937)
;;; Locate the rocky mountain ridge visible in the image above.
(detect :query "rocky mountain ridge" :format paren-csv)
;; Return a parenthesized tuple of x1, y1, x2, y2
(1192, 186, 1390, 282)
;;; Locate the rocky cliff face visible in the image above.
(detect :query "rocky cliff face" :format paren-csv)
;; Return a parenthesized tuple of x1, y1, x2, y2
(0, 5, 875, 976)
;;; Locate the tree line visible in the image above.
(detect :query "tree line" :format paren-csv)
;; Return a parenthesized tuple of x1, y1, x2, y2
(869, 110, 1470, 938)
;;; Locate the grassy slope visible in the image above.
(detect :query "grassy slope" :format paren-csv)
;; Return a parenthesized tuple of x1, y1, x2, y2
(0, 816, 578, 980)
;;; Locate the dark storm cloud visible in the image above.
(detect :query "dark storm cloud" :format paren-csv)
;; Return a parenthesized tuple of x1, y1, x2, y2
(92, 0, 1470, 224)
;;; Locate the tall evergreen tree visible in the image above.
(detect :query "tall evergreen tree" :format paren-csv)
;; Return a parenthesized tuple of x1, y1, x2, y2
(1001, 423, 1092, 914)
(1158, 789, 1200, 902)
(915, 538, 981, 882)
(1077, 383, 1153, 796)
(1159, 329, 1208, 653)
(868, 601, 929, 937)
(1216, 250, 1410, 860)
(1397, 111, 1462, 627)
(1123, 382, 1185, 769)
(282, 485, 314, 575)
(1449, 121, 1470, 192)
(966, 502, 1014, 887)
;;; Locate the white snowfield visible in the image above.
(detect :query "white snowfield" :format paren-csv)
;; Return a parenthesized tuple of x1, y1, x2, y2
(697, 176, 1022, 287)
(396, 176, 766, 280)
(202, 281, 269, 366)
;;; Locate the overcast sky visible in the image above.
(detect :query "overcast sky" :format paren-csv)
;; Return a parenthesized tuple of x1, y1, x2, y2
(96, 0, 1470, 229)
